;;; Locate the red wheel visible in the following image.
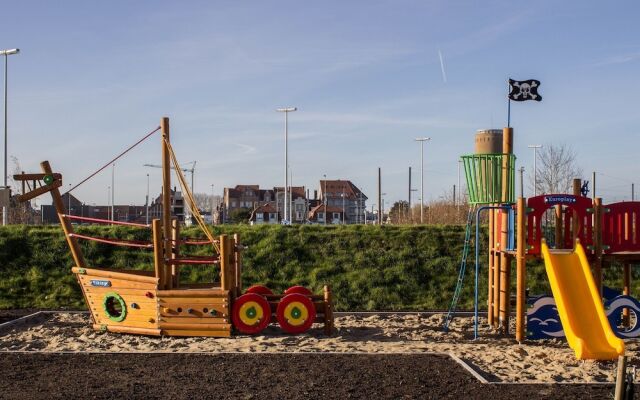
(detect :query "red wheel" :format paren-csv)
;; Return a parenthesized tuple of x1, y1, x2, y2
(232, 293, 271, 334)
(245, 285, 273, 296)
(276, 293, 316, 334)
(284, 285, 313, 296)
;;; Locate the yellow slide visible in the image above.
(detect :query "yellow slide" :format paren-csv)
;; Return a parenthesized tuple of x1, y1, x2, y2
(541, 240, 624, 360)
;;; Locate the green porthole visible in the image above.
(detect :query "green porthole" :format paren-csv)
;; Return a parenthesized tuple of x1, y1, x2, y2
(103, 292, 127, 322)
(43, 174, 54, 185)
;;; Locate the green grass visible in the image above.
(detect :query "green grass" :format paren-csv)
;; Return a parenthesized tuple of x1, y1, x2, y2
(0, 224, 634, 311)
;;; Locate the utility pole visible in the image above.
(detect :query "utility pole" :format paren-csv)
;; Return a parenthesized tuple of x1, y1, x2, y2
(633, 183, 635, 201)
(415, 137, 431, 224)
(111, 163, 115, 221)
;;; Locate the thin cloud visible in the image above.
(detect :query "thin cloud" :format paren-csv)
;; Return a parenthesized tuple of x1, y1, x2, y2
(234, 143, 257, 154)
(592, 52, 640, 67)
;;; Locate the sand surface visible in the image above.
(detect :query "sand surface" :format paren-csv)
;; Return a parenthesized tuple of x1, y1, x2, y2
(0, 312, 635, 383)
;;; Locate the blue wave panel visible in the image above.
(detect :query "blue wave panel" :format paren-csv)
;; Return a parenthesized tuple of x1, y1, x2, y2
(528, 294, 640, 340)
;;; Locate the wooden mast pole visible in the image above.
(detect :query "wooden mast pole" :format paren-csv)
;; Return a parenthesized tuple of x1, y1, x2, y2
(515, 196, 526, 342)
(41, 161, 86, 269)
(161, 117, 171, 290)
(492, 210, 501, 329)
(498, 126, 513, 334)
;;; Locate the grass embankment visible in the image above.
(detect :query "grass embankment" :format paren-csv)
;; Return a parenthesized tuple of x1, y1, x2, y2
(0, 224, 633, 311)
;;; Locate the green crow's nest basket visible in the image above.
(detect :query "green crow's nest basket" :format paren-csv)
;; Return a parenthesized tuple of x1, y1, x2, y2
(461, 154, 516, 205)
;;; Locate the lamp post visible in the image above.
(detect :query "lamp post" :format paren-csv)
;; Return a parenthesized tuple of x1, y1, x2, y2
(528, 144, 542, 196)
(276, 107, 296, 225)
(145, 173, 150, 225)
(415, 137, 431, 224)
(210, 184, 214, 224)
(111, 163, 115, 221)
(323, 174, 327, 225)
(1, 48, 19, 226)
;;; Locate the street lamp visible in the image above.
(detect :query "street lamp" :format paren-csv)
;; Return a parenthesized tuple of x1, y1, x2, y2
(1, 48, 19, 226)
(415, 137, 431, 224)
(145, 173, 150, 225)
(528, 144, 542, 196)
(276, 107, 296, 225)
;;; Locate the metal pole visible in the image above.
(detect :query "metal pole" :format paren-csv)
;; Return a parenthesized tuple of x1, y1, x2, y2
(519, 166, 524, 198)
(284, 111, 288, 224)
(2, 55, 7, 225)
(408, 166, 412, 221)
(342, 192, 345, 224)
(323, 174, 327, 225)
(276, 107, 296, 225)
(111, 163, 115, 221)
(68, 184, 71, 214)
(420, 141, 424, 223)
(632, 183, 635, 201)
(593, 171, 596, 199)
(378, 168, 382, 224)
(145, 173, 150, 225)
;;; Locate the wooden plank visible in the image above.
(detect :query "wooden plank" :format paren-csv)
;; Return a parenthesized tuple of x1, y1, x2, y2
(160, 305, 228, 318)
(93, 323, 161, 336)
(161, 329, 231, 337)
(84, 287, 157, 298)
(13, 172, 62, 181)
(159, 322, 232, 330)
(152, 219, 164, 287)
(159, 297, 229, 305)
(87, 303, 159, 319)
(158, 289, 228, 298)
(159, 316, 229, 324)
(74, 267, 159, 285)
(85, 292, 158, 306)
(17, 180, 62, 202)
(93, 315, 159, 328)
(79, 275, 158, 290)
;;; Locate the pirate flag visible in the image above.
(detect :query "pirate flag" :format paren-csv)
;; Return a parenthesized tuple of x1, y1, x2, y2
(508, 79, 542, 102)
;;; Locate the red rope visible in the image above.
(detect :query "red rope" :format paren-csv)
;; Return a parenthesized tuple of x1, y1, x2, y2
(171, 238, 219, 245)
(63, 214, 150, 228)
(69, 233, 153, 248)
(65, 126, 161, 195)
(167, 256, 220, 265)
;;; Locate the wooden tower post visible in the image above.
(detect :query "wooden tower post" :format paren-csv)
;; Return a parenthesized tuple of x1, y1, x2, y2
(161, 117, 171, 290)
(516, 196, 526, 342)
(492, 210, 501, 329)
(498, 127, 513, 334)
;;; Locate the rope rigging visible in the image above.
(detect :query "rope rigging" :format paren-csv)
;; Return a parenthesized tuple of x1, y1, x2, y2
(163, 137, 220, 253)
(64, 126, 161, 195)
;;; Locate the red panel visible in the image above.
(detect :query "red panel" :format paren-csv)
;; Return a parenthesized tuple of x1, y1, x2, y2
(526, 194, 593, 255)
(603, 202, 640, 253)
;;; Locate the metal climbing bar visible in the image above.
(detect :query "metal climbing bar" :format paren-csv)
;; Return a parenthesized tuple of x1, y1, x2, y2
(62, 214, 151, 228)
(68, 233, 153, 248)
(443, 206, 475, 332)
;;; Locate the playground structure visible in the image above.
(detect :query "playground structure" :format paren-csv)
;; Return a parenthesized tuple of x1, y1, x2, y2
(446, 126, 638, 360)
(13, 117, 334, 337)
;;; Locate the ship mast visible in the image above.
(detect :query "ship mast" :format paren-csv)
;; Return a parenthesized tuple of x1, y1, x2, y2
(161, 117, 172, 289)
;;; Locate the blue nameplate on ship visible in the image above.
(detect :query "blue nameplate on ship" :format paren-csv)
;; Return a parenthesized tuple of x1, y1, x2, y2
(90, 280, 112, 287)
(544, 195, 577, 205)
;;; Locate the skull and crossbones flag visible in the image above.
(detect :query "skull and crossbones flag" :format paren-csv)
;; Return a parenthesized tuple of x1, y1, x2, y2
(508, 79, 542, 102)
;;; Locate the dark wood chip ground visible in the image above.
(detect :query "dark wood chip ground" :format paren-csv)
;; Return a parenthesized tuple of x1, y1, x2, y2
(0, 353, 618, 399)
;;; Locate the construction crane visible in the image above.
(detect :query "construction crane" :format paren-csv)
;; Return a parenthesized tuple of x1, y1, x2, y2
(144, 161, 196, 193)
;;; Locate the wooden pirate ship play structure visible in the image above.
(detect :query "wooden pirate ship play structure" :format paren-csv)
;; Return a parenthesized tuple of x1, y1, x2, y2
(14, 117, 334, 337)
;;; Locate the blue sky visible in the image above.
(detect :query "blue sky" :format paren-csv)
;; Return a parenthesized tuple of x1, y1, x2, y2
(2, 1, 639, 208)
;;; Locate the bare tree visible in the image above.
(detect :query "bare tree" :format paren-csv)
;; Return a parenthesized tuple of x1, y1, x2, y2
(192, 192, 222, 212)
(530, 143, 583, 195)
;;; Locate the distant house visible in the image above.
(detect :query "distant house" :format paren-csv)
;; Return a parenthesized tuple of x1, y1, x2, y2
(308, 204, 345, 224)
(274, 186, 307, 223)
(318, 180, 367, 224)
(224, 185, 275, 222)
(249, 203, 279, 225)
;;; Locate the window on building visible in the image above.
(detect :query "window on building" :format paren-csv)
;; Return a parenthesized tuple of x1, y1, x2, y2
(333, 212, 340, 220)
(270, 213, 277, 220)
(256, 214, 263, 221)
(318, 212, 325, 221)
(296, 211, 303, 220)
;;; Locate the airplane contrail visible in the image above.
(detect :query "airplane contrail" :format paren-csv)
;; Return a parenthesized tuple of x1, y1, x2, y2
(438, 49, 447, 84)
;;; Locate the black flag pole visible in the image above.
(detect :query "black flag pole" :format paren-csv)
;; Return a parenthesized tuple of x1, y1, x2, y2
(507, 84, 511, 127)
